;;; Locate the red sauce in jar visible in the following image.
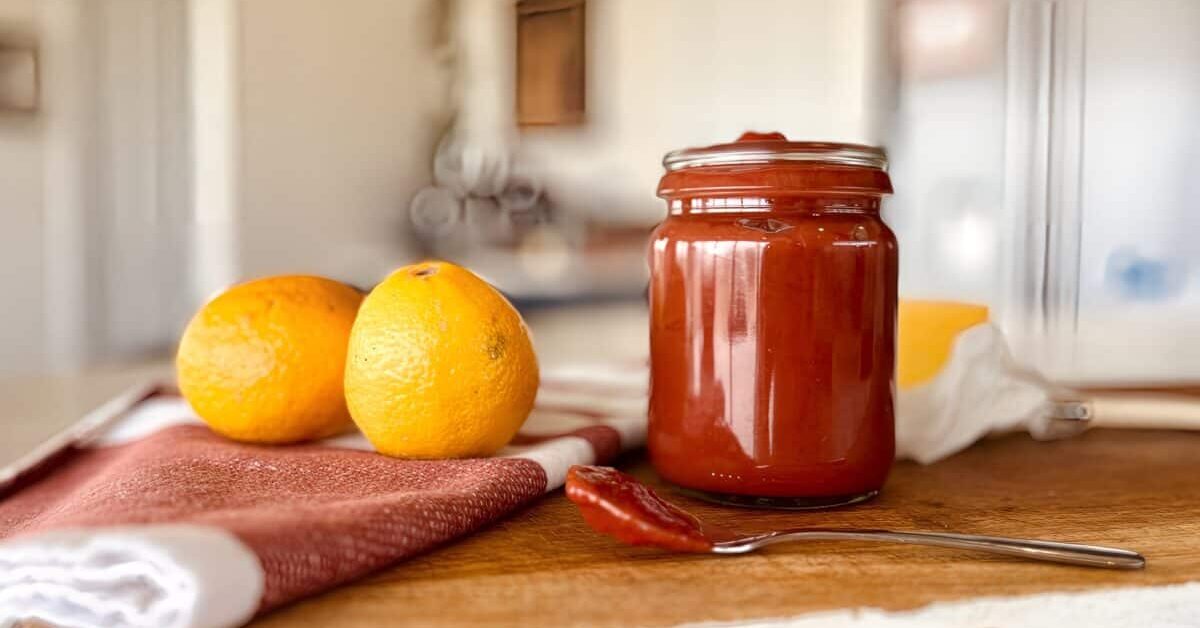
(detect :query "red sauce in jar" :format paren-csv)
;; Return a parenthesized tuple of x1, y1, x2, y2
(648, 133, 898, 508)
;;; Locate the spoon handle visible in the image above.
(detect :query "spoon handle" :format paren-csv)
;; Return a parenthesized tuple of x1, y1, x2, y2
(723, 529, 1145, 569)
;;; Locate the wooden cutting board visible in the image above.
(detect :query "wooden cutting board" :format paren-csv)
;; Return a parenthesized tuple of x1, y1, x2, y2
(254, 429, 1200, 627)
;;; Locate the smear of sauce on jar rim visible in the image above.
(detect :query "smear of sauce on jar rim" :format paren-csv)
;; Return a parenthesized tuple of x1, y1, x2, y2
(564, 465, 735, 553)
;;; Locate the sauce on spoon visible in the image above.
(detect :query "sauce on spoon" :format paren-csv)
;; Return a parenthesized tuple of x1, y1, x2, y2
(564, 465, 732, 552)
(565, 466, 1148, 570)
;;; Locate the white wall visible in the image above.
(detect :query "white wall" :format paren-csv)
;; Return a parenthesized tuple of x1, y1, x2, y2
(519, 0, 891, 225)
(0, 0, 450, 374)
(231, 0, 451, 285)
(1, 0, 193, 376)
(0, 0, 47, 373)
(5, 0, 888, 372)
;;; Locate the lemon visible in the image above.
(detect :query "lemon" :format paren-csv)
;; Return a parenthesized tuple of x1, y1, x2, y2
(898, 299, 990, 389)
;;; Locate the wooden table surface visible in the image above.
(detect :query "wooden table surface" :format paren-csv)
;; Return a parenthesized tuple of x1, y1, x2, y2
(3, 304, 1195, 627)
(253, 428, 1200, 627)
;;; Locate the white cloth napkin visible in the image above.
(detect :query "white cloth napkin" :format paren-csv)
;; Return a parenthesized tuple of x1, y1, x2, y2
(896, 323, 1063, 464)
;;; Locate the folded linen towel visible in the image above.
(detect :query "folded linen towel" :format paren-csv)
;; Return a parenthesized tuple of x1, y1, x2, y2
(0, 368, 646, 628)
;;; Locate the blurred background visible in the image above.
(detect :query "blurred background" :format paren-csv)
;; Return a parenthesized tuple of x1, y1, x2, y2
(1, 0, 1197, 384)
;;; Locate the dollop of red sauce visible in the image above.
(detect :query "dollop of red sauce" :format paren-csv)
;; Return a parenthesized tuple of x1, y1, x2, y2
(565, 465, 730, 553)
(735, 130, 787, 142)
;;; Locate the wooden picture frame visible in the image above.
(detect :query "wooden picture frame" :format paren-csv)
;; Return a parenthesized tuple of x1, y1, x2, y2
(516, 0, 585, 126)
(0, 45, 38, 112)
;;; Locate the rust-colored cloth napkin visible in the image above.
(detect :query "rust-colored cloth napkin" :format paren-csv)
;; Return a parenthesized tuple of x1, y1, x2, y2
(0, 366, 646, 628)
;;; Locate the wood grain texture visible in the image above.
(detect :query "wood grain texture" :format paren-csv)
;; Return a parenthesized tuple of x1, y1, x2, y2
(253, 429, 1200, 627)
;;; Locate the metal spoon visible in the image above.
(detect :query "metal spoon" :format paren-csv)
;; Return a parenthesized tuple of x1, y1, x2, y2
(710, 528, 1145, 569)
(565, 465, 1146, 569)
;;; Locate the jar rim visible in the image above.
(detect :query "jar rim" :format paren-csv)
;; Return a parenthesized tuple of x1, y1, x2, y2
(662, 136, 888, 172)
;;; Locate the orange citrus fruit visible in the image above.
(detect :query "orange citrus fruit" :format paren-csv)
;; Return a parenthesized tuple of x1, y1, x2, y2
(344, 261, 539, 458)
(176, 275, 363, 443)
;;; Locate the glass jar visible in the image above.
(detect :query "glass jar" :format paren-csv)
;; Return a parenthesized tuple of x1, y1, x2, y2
(647, 132, 898, 509)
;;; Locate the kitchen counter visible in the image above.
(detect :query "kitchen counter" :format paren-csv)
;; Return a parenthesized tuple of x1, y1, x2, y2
(254, 428, 1199, 627)
(3, 304, 1198, 626)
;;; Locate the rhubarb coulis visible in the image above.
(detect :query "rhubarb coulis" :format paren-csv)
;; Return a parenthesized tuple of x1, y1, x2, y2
(564, 465, 731, 553)
(648, 133, 898, 505)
